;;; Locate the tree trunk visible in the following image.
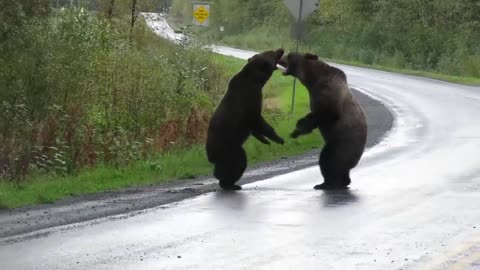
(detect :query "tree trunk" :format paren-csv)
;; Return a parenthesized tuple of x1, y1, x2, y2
(131, 0, 138, 30)
(106, 0, 115, 20)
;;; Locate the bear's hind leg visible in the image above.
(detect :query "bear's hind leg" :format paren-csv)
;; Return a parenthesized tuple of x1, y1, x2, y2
(315, 144, 336, 190)
(315, 144, 349, 190)
(215, 163, 242, 190)
(341, 171, 351, 187)
(214, 148, 247, 190)
(317, 171, 351, 190)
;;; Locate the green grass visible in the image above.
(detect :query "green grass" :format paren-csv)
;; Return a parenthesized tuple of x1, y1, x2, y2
(0, 54, 322, 209)
(0, 146, 209, 208)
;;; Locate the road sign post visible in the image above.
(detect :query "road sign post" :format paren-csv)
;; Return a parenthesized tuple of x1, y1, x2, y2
(283, 0, 319, 113)
(291, 0, 303, 114)
(176, 2, 211, 47)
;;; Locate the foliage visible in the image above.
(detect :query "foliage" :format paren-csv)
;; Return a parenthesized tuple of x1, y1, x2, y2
(0, 55, 326, 209)
(0, 4, 227, 180)
(170, 0, 480, 78)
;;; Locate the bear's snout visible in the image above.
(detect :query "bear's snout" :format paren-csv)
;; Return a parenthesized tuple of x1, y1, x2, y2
(276, 63, 287, 73)
(275, 48, 285, 60)
(277, 56, 289, 75)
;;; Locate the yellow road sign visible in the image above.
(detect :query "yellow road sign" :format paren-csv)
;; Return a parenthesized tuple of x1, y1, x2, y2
(193, 5, 209, 24)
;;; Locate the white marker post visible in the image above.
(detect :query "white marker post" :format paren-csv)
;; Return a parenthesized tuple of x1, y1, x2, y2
(283, 0, 319, 113)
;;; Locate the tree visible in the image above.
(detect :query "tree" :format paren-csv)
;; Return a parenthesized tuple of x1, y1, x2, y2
(131, 0, 138, 29)
(107, 0, 115, 20)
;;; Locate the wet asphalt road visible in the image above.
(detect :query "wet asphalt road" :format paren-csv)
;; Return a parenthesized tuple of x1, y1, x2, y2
(1, 14, 480, 270)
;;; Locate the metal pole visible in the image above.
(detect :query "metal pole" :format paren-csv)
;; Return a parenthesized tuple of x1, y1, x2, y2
(182, 26, 186, 47)
(182, 25, 193, 47)
(290, 0, 303, 114)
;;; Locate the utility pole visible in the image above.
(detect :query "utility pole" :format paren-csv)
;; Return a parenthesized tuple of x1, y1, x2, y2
(290, 0, 303, 114)
(282, 0, 319, 113)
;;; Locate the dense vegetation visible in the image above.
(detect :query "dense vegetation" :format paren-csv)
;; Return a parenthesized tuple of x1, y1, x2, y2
(0, 0, 227, 181)
(0, 53, 324, 209)
(0, 1, 324, 208)
(170, 0, 480, 78)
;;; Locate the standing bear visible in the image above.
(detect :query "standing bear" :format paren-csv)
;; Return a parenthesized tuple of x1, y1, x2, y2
(278, 52, 367, 190)
(206, 49, 285, 190)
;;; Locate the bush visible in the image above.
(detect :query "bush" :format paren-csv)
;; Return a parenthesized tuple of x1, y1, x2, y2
(0, 7, 227, 180)
(172, 0, 480, 78)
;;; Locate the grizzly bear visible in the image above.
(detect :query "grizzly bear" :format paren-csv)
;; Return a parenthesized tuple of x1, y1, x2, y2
(206, 49, 285, 190)
(278, 52, 367, 190)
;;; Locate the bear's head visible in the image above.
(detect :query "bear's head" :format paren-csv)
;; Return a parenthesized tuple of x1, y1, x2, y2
(244, 48, 284, 82)
(278, 52, 319, 81)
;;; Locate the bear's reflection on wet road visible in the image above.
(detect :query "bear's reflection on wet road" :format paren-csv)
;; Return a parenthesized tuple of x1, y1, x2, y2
(320, 190, 359, 207)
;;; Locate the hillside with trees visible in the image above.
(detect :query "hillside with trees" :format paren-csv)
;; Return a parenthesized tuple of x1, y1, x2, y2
(170, 0, 480, 78)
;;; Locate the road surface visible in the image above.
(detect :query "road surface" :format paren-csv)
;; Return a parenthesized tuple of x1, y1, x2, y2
(0, 13, 479, 270)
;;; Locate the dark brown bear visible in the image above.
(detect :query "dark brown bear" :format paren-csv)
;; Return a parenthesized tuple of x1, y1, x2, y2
(206, 49, 285, 191)
(278, 52, 367, 190)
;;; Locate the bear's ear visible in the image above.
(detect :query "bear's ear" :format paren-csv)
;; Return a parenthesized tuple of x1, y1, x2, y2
(305, 53, 318, 60)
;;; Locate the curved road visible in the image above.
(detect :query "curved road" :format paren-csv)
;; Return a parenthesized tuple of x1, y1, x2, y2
(1, 14, 479, 270)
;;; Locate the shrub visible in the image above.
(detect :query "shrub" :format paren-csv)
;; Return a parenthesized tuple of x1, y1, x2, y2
(0, 7, 227, 180)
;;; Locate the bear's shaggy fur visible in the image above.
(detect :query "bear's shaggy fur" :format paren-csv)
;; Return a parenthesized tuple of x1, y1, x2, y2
(206, 49, 285, 190)
(279, 52, 367, 190)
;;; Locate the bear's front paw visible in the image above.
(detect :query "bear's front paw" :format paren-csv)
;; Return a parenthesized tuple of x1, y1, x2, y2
(290, 130, 301, 138)
(275, 137, 285, 145)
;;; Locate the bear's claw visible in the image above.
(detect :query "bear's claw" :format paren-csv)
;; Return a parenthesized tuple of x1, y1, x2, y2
(219, 183, 242, 191)
(314, 183, 349, 190)
(290, 131, 300, 138)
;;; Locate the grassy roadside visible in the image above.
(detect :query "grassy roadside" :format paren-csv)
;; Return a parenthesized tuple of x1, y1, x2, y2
(0, 54, 321, 209)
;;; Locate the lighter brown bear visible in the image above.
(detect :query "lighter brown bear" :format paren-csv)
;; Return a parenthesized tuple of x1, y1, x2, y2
(279, 52, 367, 190)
